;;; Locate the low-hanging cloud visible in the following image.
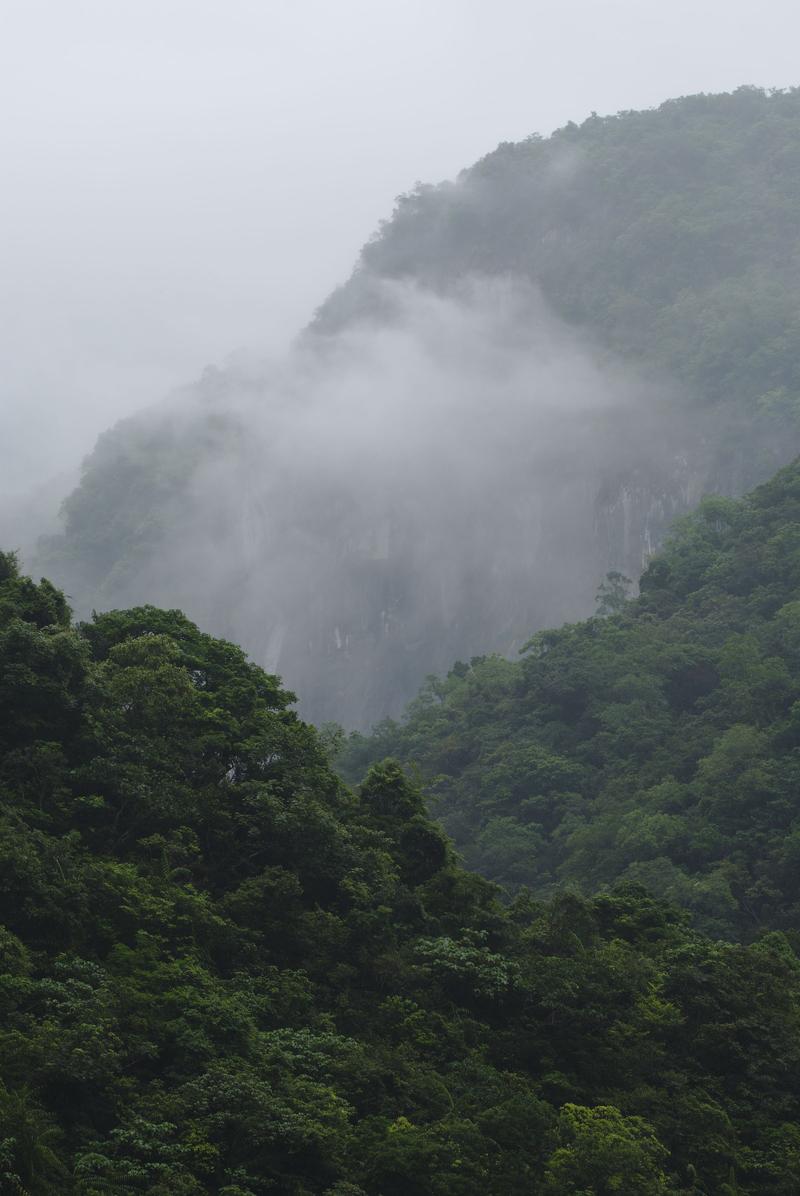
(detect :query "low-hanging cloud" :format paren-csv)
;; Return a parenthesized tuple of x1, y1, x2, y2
(40, 276, 694, 728)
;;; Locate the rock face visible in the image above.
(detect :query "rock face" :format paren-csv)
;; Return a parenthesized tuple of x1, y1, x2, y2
(219, 439, 786, 730)
(33, 295, 701, 729)
(33, 390, 794, 731)
(31, 382, 722, 730)
(34, 88, 800, 726)
(593, 462, 696, 584)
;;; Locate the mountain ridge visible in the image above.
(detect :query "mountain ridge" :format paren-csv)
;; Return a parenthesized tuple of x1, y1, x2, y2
(34, 84, 800, 726)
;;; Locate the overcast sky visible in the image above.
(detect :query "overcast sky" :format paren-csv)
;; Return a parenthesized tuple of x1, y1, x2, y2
(3, 0, 800, 495)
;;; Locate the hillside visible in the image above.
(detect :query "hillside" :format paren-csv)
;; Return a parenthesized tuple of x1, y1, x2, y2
(35, 85, 800, 727)
(341, 456, 800, 940)
(3, 551, 800, 1192)
(318, 84, 800, 487)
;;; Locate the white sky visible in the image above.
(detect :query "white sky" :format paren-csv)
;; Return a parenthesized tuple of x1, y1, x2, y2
(2, 0, 800, 494)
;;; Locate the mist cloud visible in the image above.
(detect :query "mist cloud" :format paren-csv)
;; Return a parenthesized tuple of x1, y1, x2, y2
(49, 277, 690, 727)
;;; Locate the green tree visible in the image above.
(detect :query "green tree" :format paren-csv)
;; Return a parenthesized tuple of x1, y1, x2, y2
(542, 1104, 674, 1194)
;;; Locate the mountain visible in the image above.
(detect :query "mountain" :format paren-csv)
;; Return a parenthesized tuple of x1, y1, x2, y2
(3, 550, 800, 1193)
(34, 85, 800, 727)
(340, 456, 800, 940)
(317, 83, 800, 486)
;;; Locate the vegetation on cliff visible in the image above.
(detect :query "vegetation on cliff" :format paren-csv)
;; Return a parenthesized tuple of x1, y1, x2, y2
(342, 458, 800, 940)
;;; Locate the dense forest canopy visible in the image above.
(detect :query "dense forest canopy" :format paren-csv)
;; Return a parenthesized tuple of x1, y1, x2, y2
(3, 549, 800, 1192)
(34, 86, 800, 727)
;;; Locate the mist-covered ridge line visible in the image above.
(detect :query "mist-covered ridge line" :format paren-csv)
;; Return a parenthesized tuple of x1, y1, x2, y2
(35, 84, 800, 727)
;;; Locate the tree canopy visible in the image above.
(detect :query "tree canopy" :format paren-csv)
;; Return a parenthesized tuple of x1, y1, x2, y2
(3, 549, 800, 1191)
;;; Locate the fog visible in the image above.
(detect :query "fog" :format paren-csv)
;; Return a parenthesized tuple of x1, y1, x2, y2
(39, 277, 690, 726)
(3, 0, 800, 502)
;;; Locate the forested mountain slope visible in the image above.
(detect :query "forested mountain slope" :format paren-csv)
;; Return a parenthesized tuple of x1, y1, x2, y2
(4, 552, 800, 1192)
(318, 84, 800, 489)
(36, 86, 800, 726)
(341, 457, 800, 940)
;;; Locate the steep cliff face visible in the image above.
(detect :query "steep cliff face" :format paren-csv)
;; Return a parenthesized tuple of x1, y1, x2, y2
(37, 287, 695, 728)
(36, 87, 800, 727)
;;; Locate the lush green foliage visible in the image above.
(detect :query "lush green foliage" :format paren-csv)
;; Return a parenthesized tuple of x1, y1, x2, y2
(341, 458, 800, 940)
(3, 552, 800, 1191)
